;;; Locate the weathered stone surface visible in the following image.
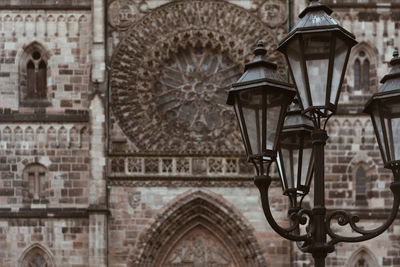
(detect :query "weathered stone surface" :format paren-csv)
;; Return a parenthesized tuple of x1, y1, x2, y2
(2, 1, 400, 267)
(110, 0, 286, 154)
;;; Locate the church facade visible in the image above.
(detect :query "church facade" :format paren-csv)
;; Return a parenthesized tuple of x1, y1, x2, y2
(0, 0, 400, 266)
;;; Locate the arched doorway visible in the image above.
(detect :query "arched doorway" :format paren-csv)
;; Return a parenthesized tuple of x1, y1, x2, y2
(130, 191, 266, 266)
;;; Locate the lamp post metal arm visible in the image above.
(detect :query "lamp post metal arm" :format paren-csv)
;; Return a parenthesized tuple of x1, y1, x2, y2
(326, 181, 400, 245)
(254, 175, 310, 242)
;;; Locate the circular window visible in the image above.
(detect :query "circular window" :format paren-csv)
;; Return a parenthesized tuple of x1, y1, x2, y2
(32, 51, 41, 60)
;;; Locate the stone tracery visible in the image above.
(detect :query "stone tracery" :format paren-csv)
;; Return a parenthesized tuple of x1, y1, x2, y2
(164, 226, 234, 267)
(155, 45, 240, 139)
(110, 0, 286, 154)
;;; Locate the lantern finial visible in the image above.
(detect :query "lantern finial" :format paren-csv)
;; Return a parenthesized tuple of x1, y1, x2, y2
(393, 48, 399, 58)
(254, 40, 267, 57)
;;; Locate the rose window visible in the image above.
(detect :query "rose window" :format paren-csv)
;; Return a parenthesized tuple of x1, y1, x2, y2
(154, 46, 241, 139)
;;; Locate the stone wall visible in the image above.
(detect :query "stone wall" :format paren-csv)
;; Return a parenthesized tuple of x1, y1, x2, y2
(0, 218, 89, 267)
(0, 9, 91, 111)
(0, 2, 94, 267)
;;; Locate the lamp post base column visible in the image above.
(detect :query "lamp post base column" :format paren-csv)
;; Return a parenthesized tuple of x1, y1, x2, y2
(311, 129, 330, 266)
(314, 256, 325, 267)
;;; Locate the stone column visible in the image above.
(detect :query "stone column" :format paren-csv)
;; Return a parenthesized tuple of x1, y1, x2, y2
(88, 94, 107, 267)
(89, 211, 108, 267)
(92, 0, 105, 83)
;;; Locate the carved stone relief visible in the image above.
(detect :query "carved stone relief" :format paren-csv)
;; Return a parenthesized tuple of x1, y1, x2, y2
(258, 0, 287, 27)
(130, 191, 267, 266)
(164, 226, 234, 267)
(108, 0, 140, 28)
(110, 0, 286, 154)
(128, 191, 141, 209)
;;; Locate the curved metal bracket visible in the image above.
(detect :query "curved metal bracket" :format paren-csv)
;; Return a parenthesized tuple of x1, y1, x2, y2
(326, 182, 400, 245)
(254, 175, 310, 242)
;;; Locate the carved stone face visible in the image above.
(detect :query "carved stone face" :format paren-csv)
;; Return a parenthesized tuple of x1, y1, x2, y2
(259, 1, 286, 27)
(128, 191, 141, 209)
(108, 0, 138, 28)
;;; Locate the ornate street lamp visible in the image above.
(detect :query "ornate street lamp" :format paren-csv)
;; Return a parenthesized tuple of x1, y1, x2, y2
(277, 0, 357, 124)
(277, 99, 314, 210)
(365, 49, 400, 179)
(227, 41, 296, 174)
(227, 1, 400, 266)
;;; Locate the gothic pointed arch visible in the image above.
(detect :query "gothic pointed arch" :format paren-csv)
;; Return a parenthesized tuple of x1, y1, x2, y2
(345, 246, 380, 267)
(130, 190, 267, 267)
(347, 152, 377, 206)
(110, 0, 285, 154)
(347, 42, 378, 94)
(19, 41, 51, 107)
(18, 243, 55, 267)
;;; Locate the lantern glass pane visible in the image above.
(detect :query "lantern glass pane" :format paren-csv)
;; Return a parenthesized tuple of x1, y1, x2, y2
(300, 147, 313, 189)
(383, 113, 400, 163)
(239, 90, 263, 156)
(286, 38, 309, 109)
(387, 100, 400, 161)
(276, 152, 287, 191)
(266, 92, 288, 153)
(266, 102, 281, 151)
(371, 105, 387, 163)
(279, 135, 300, 191)
(383, 117, 392, 161)
(233, 98, 250, 155)
(330, 37, 348, 104)
(303, 33, 331, 107)
(392, 118, 400, 161)
(283, 147, 295, 189)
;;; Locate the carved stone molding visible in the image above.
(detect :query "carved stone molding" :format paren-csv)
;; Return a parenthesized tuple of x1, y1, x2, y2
(108, 177, 255, 188)
(109, 156, 255, 177)
(110, 0, 285, 155)
(129, 191, 267, 266)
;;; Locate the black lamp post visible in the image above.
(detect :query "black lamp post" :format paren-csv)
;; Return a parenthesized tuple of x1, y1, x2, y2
(227, 1, 400, 266)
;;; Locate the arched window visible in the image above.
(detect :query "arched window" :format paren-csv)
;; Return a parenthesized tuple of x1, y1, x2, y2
(19, 42, 50, 106)
(353, 51, 370, 92)
(346, 247, 380, 267)
(23, 164, 48, 200)
(355, 166, 368, 206)
(19, 244, 54, 267)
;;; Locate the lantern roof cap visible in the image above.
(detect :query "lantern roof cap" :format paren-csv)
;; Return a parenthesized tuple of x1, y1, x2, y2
(299, 0, 333, 18)
(227, 41, 295, 105)
(364, 49, 400, 113)
(278, 0, 356, 51)
(380, 49, 400, 85)
(283, 98, 314, 132)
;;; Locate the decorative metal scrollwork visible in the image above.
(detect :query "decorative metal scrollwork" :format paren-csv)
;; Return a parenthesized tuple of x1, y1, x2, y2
(325, 182, 400, 245)
(254, 175, 400, 248)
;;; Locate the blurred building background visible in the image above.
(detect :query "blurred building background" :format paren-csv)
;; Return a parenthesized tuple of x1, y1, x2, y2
(0, 0, 399, 266)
